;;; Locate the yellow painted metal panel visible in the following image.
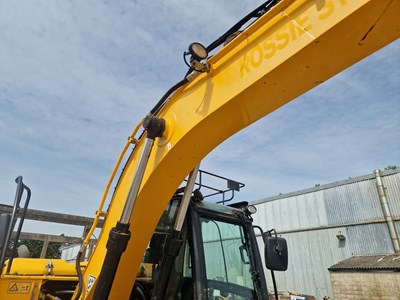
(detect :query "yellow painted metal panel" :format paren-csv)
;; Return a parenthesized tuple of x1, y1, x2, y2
(0, 259, 78, 299)
(0, 278, 41, 300)
(2, 258, 77, 277)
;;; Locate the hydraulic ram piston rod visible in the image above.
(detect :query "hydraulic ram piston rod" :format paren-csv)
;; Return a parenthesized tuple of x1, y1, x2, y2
(151, 164, 201, 299)
(93, 115, 165, 300)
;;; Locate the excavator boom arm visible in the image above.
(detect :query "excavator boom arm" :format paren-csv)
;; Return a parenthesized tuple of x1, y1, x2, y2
(82, 0, 400, 298)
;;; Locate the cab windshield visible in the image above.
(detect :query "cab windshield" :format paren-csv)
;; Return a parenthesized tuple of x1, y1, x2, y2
(200, 217, 256, 299)
(135, 200, 259, 299)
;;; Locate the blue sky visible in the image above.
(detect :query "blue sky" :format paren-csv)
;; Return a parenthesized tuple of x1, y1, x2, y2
(0, 1, 399, 235)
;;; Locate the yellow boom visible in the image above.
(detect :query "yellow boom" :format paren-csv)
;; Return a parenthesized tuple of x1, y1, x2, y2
(79, 0, 399, 298)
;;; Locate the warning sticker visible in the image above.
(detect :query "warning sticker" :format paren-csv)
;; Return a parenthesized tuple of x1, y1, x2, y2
(8, 282, 31, 294)
(87, 275, 96, 293)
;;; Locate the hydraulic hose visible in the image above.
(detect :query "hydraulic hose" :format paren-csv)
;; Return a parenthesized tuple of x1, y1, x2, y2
(206, 0, 279, 53)
(149, 0, 279, 116)
(73, 119, 144, 300)
(74, 250, 84, 300)
(150, 78, 188, 115)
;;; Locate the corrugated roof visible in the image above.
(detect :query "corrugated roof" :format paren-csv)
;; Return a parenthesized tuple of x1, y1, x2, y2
(252, 169, 399, 204)
(329, 254, 400, 271)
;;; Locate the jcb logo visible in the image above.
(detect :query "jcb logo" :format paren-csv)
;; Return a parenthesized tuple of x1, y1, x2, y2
(87, 275, 96, 293)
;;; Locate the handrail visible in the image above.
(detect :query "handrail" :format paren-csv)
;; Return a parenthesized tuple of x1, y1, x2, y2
(0, 176, 31, 274)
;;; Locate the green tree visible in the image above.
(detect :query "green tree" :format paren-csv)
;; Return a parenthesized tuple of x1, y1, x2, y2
(384, 165, 398, 170)
(6, 240, 63, 259)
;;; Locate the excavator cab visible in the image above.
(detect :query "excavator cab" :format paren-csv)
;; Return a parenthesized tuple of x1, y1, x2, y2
(132, 184, 271, 300)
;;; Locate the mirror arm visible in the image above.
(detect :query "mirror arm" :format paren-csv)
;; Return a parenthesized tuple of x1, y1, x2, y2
(264, 228, 283, 255)
(253, 225, 267, 243)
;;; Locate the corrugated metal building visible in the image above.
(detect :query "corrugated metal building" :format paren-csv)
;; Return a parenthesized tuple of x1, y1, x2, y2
(251, 169, 400, 299)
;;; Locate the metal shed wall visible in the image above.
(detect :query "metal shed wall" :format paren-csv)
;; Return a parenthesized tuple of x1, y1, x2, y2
(251, 169, 400, 299)
(382, 172, 400, 218)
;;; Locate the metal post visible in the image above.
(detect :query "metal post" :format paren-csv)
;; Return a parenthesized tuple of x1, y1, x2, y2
(87, 242, 94, 260)
(0, 177, 23, 270)
(40, 238, 49, 258)
(174, 164, 200, 231)
(6, 181, 31, 274)
(0, 176, 30, 275)
(151, 165, 200, 300)
(374, 169, 400, 253)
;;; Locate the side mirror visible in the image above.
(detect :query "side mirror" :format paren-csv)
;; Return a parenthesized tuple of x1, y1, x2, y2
(263, 230, 288, 271)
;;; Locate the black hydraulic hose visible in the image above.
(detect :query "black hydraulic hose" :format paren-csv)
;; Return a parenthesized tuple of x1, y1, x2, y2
(150, 77, 189, 115)
(74, 248, 84, 300)
(206, 0, 279, 53)
(149, 1, 279, 117)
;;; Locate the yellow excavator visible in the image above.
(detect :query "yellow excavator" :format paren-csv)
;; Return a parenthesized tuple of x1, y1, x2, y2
(1, 0, 399, 299)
